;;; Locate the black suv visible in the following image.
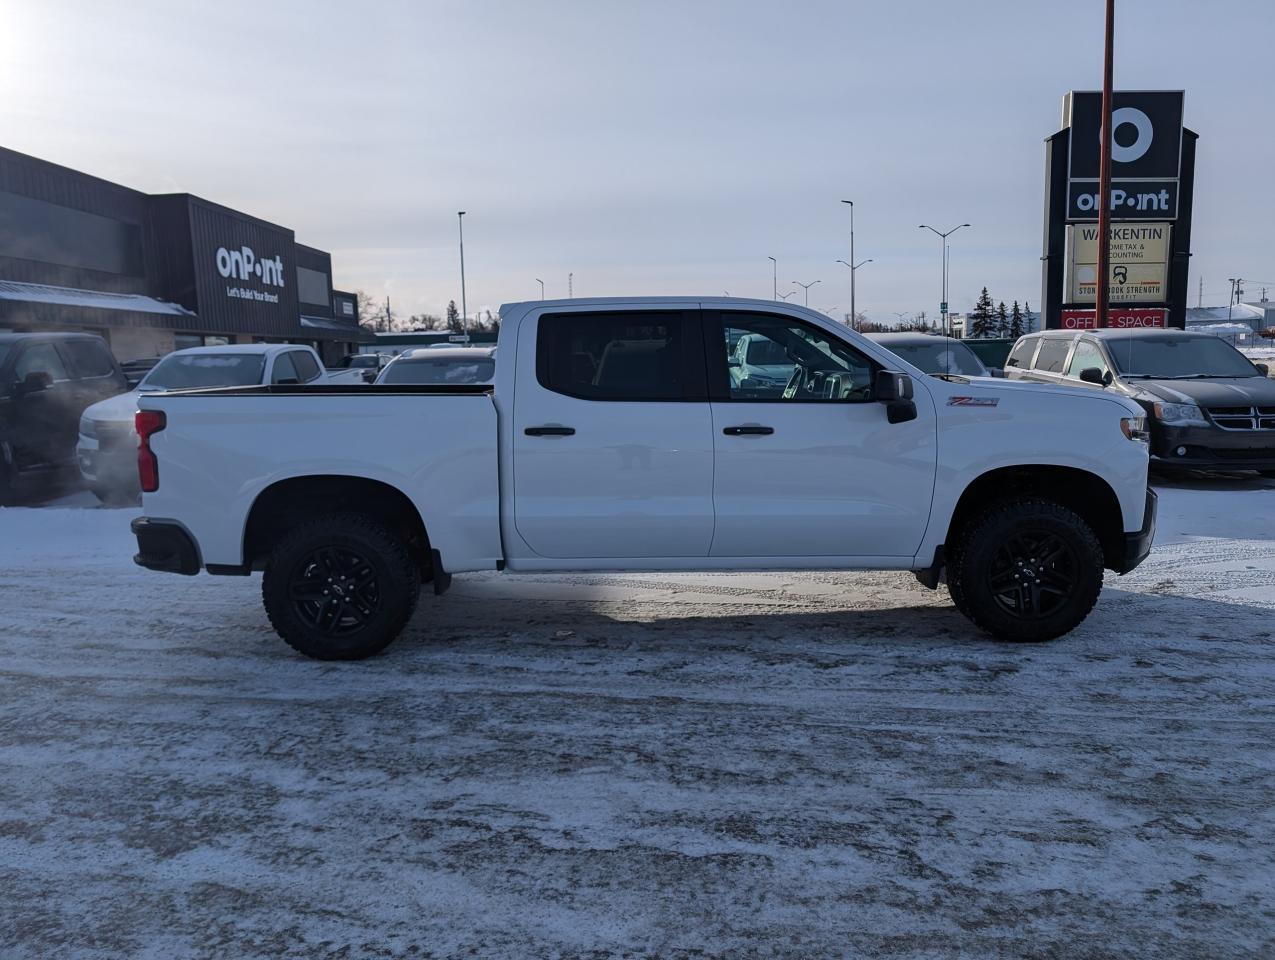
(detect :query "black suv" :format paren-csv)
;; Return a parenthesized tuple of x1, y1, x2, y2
(1006, 328, 1275, 475)
(0, 333, 128, 502)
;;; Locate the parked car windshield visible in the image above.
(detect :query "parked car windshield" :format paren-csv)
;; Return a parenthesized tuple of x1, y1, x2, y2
(882, 340, 988, 377)
(140, 353, 267, 390)
(339, 355, 379, 368)
(1108, 336, 1261, 379)
(380, 357, 495, 385)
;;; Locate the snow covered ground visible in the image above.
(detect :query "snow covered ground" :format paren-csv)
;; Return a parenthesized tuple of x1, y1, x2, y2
(2, 480, 1274, 958)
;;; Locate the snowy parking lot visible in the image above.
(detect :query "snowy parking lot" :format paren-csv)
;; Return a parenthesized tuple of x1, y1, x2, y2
(2, 479, 1274, 958)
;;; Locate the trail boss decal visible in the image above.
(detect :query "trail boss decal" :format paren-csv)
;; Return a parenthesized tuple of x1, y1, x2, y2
(947, 396, 999, 407)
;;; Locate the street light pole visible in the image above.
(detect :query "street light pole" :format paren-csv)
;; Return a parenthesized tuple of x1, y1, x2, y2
(919, 223, 970, 336)
(535, 278, 544, 300)
(792, 280, 820, 306)
(841, 200, 857, 328)
(457, 211, 468, 336)
(836, 259, 873, 326)
(777, 291, 797, 302)
(768, 256, 777, 299)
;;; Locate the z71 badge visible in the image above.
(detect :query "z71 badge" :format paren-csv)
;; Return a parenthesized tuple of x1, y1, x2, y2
(947, 396, 999, 407)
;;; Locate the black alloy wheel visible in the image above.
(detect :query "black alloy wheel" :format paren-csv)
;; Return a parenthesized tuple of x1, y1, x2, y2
(288, 546, 382, 636)
(986, 531, 1079, 620)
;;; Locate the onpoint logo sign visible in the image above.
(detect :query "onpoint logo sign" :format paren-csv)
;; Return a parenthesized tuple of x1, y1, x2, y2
(215, 245, 285, 288)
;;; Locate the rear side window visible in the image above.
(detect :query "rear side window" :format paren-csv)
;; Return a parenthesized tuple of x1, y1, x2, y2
(15, 342, 69, 382)
(62, 339, 117, 379)
(536, 311, 700, 400)
(271, 352, 299, 384)
(1006, 338, 1037, 369)
(291, 350, 321, 382)
(1033, 338, 1072, 373)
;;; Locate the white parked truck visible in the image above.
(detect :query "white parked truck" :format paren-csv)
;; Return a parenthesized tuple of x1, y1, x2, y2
(131, 298, 1156, 659)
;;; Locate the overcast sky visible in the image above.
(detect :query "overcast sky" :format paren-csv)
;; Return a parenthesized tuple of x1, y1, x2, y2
(2, 0, 1272, 322)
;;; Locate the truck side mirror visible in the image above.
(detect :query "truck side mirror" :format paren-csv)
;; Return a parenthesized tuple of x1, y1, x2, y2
(875, 370, 917, 424)
(15, 371, 52, 396)
(1256, 362, 1270, 376)
(1078, 367, 1107, 386)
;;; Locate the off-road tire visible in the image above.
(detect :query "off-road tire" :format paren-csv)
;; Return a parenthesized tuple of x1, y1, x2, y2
(262, 512, 420, 660)
(948, 497, 1104, 643)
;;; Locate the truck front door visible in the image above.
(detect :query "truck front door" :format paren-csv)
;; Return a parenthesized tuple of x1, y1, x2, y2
(512, 307, 715, 558)
(704, 310, 937, 559)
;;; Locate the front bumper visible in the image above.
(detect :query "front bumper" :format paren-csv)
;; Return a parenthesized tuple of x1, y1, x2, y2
(1113, 487, 1157, 575)
(1151, 423, 1275, 472)
(131, 517, 201, 575)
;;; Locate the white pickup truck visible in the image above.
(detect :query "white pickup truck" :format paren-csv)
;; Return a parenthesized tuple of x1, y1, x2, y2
(131, 298, 1156, 660)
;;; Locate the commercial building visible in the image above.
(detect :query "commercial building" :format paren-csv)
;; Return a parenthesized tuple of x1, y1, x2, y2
(0, 146, 372, 364)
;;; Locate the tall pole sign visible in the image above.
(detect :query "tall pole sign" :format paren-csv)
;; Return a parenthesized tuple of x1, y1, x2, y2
(1095, 0, 1115, 328)
(1040, 85, 1193, 331)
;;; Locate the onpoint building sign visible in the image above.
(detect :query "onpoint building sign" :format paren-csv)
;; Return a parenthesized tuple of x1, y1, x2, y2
(1040, 90, 1196, 330)
(215, 244, 285, 303)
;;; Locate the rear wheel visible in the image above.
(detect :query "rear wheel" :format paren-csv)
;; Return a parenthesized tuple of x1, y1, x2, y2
(949, 498, 1104, 643)
(262, 512, 420, 660)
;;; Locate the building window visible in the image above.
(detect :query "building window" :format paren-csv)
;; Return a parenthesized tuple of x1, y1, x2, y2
(296, 266, 330, 307)
(0, 190, 144, 276)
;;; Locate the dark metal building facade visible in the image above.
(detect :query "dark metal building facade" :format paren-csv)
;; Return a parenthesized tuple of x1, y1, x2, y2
(0, 146, 370, 361)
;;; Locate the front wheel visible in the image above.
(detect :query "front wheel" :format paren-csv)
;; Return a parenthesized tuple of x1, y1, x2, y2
(262, 512, 420, 660)
(948, 498, 1104, 643)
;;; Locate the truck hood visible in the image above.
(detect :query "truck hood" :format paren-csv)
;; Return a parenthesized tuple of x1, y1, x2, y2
(937, 375, 1143, 416)
(83, 389, 143, 426)
(1123, 376, 1275, 408)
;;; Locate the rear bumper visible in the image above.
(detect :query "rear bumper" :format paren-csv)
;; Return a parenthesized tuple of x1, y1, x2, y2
(131, 517, 201, 575)
(1113, 487, 1157, 575)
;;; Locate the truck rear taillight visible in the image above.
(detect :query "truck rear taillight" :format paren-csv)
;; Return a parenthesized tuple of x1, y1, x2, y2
(136, 410, 166, 492)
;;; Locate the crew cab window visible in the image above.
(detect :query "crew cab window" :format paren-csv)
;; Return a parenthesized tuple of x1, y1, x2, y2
(291, 350, 321, 382)
(271, 352, 300, 384)
(1032, 338, 1072, 373)
(537, 311, 697, 400)
(1066, 340, 1109, 379)
(1006, 338, 1037, 369)
(715, 312, 876, 401)
(62, 339, 117, 379)
(15, 343, 69, 382)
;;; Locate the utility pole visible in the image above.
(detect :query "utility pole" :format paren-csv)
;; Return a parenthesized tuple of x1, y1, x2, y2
(768, 256, 777, 299)
(1198, 276, 1203, 308)
(1094, 0, 1115, 328)
(1228, 278, 1238, 321)
(457, 211, 468, 335)
(568, 272, 574, 298)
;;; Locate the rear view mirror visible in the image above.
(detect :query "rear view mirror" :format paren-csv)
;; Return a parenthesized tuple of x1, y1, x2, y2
(1079, 367, 1107, 386)
(15, 371, 52, 396)
(875, 370, 917, 424)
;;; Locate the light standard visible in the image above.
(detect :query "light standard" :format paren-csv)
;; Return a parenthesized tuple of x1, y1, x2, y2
(918, 223, 970, 336)
(836, 258, 873, 325)
(457, 211, 468, 335)
(893, 311, 912, 327)
(535, 278, 544, 300)
(792, 280, 820, 306)
(777, 291, 798, 302)
(767, 256, 777, 299)
(840, 200, 861, 329)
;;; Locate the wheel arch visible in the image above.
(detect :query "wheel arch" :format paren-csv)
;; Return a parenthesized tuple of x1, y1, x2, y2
(242, 474, 435, 581)
(946, 465, 1126, 570)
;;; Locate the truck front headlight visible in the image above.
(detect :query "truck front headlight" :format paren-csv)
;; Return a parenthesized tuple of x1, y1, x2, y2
(1151, 401, 1208, 426)
(79, 416, 96, 439)
(1121, 416, 1149, 442)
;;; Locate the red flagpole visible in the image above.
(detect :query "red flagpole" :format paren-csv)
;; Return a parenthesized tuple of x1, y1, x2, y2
(1095, 0, 1115, 327)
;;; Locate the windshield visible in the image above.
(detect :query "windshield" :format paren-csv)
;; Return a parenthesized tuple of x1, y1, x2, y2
(140, 353, 267, 390)
(744, 338, 790, 365)
(1108, 336, 1260, 378)
(886, 341, 988, 377)
(341, 355, 378, 367)
(380, 357, 495, 385)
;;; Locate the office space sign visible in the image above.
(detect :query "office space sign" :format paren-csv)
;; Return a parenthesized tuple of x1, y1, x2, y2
(1064, 90, 1184, 221)
(1060, 307, 1167, 329)
(1067, 222, 1170, 304)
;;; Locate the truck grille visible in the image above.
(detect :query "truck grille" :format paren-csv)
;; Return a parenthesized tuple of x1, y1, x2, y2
(1207, 406, 1275, 431)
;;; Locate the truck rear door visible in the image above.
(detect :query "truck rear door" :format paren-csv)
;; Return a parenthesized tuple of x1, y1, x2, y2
(511, 307, 715, 558)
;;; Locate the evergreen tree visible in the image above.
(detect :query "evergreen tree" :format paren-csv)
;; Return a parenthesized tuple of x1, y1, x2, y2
(1008, 300, 1025, 339)
(446, 300, 463, 333)
(968, 287, 996, 338)
(995, 301, 1009, 338)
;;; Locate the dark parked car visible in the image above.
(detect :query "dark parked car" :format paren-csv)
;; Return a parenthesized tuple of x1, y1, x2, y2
(1006, 328, 1275, 475)
(867, 332, 995, 378)
(119, 356, 162, 388)
(0, 333, 128, 502)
